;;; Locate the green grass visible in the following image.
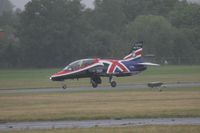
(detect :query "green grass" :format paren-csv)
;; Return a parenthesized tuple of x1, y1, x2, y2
(0, 68, 59, 89)
(142, 65, 200, 75)
(0, 88, 200, 122)
(118, 65, 200, 84)
(4, 125, 200, 133)
(0, 65, 199, 89)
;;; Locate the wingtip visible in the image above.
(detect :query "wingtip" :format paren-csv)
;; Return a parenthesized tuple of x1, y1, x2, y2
(137, 62, 160, 66)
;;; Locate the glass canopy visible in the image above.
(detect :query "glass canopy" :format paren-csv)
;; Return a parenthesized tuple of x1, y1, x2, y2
(64, 59, 95, 71)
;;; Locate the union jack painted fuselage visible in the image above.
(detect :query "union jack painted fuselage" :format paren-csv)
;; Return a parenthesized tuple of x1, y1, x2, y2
(50, 42, 159, 88)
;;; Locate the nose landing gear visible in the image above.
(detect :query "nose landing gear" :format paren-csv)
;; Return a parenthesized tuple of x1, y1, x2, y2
(62, 84, 67, 89)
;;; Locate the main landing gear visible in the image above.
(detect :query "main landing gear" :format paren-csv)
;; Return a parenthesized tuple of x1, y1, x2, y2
(91, 76, 102, 88)
(109, 76, 117, 87)
(61, 76, 118, 89)
(90, 76, 117, 88)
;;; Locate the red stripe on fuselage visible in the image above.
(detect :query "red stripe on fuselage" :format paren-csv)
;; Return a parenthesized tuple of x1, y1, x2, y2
(51, 59, 101, 78)
(106, 60, 129, 74)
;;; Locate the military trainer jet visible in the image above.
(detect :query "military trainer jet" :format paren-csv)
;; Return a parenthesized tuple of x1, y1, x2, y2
(50, 42, 159, 89)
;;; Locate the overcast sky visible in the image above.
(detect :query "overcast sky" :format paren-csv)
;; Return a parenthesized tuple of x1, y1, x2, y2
(9, 0, 200, 10)
(10, 0, 95, 10)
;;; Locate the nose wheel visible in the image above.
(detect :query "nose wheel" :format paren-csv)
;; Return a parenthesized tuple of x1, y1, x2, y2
(62, 84, 67, 89)
(61, 81, 67, 89)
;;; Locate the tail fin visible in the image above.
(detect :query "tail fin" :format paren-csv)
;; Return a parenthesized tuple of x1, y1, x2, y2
(123, 41, 143, 61)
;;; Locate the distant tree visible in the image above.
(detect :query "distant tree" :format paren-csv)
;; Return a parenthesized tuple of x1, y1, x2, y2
(93, 0, 126, 32)
(84, 30, 116, 58)
(0, 0, 20, 68)
(0, 0, 13, 16)
(121, 0, 179, 22)
(0, 0, 15, 26)
(169, 2, 200, 63)
(10, 0, 200, 67)
(125, 15, 179, 63)
(18, 0, 90, 67)
(169, 2, 200, 29)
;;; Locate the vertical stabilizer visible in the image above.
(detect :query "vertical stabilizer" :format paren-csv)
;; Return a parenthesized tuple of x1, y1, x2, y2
(123, 42, 143, 61)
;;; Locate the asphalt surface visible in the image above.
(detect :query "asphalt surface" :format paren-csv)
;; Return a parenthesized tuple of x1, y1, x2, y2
(0, 82, 200, 94)
(1, 118, 200, 131)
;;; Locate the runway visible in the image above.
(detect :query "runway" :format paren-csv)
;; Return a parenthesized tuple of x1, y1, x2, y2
(0, 82, 200, 94)
(0, 118, 200, 131)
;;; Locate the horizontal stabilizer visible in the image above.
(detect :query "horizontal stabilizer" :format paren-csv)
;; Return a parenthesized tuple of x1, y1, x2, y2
(137, 62, 160, 66)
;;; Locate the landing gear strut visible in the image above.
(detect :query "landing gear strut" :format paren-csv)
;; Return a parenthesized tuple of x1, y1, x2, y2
(92, 82, 98, 88)
(111, 81, 117, 87)
(109, 76, 117, 87)
(61, 81, 67, 89)
(91, 76, 102, 88)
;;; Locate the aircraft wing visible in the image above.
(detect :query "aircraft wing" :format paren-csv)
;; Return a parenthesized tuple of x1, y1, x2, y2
(137, 62, 160, 66)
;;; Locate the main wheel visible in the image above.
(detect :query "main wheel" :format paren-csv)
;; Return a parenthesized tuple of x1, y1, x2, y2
(111, 81, 117, 87)
(92, 82, 98, 88)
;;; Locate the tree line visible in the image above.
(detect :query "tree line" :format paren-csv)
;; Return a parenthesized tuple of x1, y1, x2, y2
(0, 0, 200, 68)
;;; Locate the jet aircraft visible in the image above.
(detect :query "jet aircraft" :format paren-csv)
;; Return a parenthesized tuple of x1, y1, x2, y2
(50, 42, 159, 89)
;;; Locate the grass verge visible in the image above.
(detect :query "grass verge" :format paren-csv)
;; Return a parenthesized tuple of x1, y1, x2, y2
(0, 88, 200, 122)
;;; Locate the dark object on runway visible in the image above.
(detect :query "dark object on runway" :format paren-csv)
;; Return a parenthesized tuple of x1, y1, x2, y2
(147, 82, 164, 88)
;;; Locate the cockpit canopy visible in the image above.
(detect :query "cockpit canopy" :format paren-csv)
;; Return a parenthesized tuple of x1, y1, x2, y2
(64, 59, 96, 71)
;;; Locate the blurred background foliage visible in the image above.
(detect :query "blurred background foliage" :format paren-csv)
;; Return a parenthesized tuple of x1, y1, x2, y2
(0, 0, 200, 68)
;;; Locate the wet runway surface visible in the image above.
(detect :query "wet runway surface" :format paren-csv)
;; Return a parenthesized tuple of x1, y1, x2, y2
(0, 118, 200, 131)
(0, 82, 200, 94)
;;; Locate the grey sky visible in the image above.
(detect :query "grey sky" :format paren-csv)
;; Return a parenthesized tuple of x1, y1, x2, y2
(9, 0, 200, 10)
(10, 0, 30, 9)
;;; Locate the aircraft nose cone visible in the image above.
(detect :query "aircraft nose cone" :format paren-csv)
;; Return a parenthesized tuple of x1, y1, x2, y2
(50, 70, 66, 81)
(50, 74, 57, 81)
(50, 76, 56, 81)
